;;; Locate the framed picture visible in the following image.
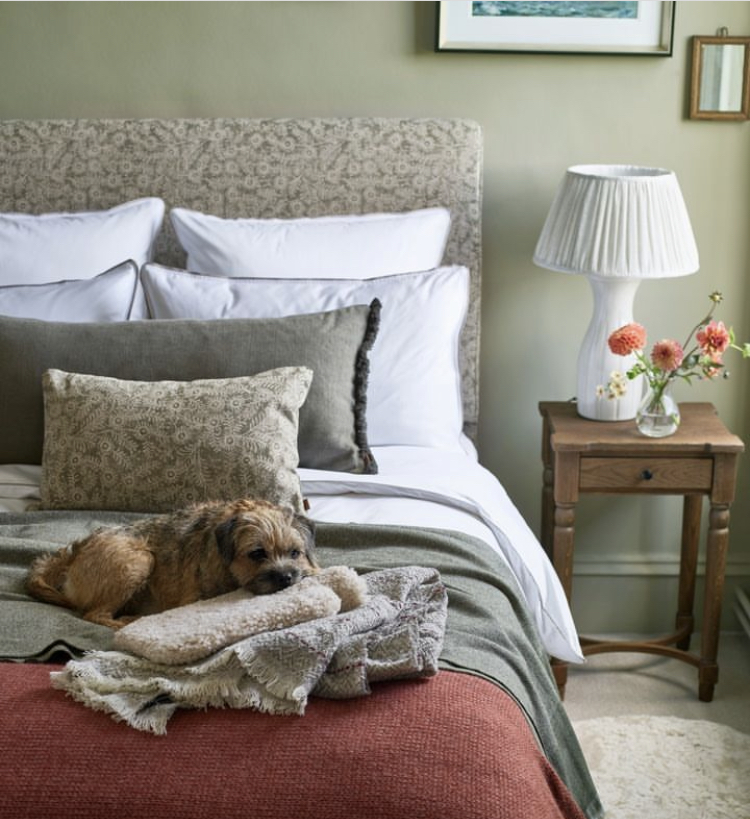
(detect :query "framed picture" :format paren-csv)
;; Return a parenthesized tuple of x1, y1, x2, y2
(436, 1, 675, 56)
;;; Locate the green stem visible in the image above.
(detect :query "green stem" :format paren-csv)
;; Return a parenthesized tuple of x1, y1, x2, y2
(645, 376, 673, 414)
(680, 302, 717, 353)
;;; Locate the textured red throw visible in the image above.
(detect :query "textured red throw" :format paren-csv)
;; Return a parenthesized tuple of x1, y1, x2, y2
(0, 664, 585, 819)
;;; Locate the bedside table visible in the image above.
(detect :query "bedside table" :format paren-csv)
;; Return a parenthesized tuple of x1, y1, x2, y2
(539, 401, 744, 702)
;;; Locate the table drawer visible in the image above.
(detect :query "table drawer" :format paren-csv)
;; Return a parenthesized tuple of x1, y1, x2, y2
(579, 457, 713, 492)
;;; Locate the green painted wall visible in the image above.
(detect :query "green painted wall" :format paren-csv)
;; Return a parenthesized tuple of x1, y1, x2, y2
(2, 1, 749, 632)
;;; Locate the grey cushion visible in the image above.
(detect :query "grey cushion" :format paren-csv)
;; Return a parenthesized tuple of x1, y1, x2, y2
(0, 302, 380, 473)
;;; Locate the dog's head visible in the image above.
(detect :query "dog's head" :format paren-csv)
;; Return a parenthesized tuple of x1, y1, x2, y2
(214, 502, 319, 595)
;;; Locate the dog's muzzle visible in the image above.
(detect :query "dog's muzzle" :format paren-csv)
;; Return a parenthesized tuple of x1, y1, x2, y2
(248, 567, 302, 595)
(270, 569, 297, 590)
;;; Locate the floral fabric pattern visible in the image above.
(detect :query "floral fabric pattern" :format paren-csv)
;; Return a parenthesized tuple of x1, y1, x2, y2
(40, 367, 312, 513)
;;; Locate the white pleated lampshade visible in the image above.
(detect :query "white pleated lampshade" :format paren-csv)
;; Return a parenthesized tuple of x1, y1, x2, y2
(533, 165, 699, 422)
(533, 165, 699, 278)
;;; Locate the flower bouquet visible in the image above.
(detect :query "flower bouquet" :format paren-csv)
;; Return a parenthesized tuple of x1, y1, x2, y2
(598, 293, 750, 437)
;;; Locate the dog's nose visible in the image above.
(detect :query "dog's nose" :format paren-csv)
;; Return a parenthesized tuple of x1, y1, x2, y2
(274, 571, 295, 589)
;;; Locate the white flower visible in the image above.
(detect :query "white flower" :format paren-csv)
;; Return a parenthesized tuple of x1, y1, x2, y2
(597, 370, 629, 401)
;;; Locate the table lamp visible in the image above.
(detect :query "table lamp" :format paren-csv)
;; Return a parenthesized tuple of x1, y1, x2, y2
(533, 164, 699, 421)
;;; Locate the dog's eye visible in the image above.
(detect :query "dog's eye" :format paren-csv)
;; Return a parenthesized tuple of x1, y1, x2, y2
(289, 549, 301, 559)
(247, 548, 267, 563)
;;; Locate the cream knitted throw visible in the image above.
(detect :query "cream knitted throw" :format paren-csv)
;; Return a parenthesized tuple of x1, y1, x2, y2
(112, 566, 368, 665)
(51, 565, 447, 734)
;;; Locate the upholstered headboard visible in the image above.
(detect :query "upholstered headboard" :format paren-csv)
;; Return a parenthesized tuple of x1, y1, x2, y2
(0, 118, 483, 437)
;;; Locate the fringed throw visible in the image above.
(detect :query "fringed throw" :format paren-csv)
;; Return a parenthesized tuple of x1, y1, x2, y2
(50, 566, 447, 734)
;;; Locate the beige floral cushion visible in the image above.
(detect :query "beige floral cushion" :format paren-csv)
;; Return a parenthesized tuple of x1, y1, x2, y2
(39, 367, 312, 513)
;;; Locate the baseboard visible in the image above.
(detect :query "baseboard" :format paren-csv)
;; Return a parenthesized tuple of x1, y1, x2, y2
(570, 572, 749, 634)
(574, 555, 750, 578)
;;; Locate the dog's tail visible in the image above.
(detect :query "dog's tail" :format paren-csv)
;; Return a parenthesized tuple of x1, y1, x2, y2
(26, 551, 76, 609)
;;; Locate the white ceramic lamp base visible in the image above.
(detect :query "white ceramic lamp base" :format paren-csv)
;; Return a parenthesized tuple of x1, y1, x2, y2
(576, 275, 644, 421)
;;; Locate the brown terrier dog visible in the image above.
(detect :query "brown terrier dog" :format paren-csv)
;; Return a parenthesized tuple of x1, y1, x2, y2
(26, 498, 319, 629)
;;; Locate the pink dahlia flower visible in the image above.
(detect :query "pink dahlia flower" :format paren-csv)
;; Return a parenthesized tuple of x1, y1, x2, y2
(697, 320, 730, 355)
(650, 339, 684, 371)
(608, 323, 647, 356)
(703, 352, 724, 379)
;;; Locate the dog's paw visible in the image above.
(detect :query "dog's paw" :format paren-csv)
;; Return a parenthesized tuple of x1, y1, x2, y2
(310, 566, 368, 612)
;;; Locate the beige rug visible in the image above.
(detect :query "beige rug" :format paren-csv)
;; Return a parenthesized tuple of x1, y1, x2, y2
(572, 716, 750, 819)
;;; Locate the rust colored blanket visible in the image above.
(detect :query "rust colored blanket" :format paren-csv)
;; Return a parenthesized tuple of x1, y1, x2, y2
(0, 664, 586, 819)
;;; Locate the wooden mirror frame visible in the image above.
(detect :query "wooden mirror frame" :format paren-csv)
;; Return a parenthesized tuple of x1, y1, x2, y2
(690, 35, 750, 121)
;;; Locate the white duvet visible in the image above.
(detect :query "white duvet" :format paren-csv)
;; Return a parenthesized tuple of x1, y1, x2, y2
(0, 447, 583, 664)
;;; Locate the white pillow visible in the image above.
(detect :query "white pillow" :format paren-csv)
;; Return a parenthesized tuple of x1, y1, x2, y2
(0, 261, 139, 321)
(142, 264, 469, 450)
(0, 464, 40, 503)
(0, 198, 164, 286)
(170, 207, 451, 279)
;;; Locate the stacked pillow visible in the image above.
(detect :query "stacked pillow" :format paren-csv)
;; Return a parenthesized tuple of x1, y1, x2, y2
(170, 206, 451, 279)
(0, 197, 164, 285)
(0, 303, 380, 512)
(0, 197, 164, 319)
(158, 205, 467, 452)
(0, 202, 468, 513)
(0, 262, 139, 322)
(141, 263, 468, 452)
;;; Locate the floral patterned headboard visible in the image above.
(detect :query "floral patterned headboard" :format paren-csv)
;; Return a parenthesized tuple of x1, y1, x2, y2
(0, 118, 483, 438)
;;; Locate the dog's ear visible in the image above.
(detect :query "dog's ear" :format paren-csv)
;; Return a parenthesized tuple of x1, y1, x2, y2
(214, 516, 238, 565)
(293, 515, 318, 566)
(293, 514, 316, 548)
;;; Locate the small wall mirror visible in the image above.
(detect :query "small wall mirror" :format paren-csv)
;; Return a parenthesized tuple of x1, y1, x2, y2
(690, 34, 750, 120)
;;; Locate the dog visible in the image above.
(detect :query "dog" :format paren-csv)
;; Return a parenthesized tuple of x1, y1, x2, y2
(26, 498, 319, 630)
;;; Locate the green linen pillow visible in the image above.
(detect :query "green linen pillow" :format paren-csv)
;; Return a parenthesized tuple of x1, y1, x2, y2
(40, 367, 311, 513)
(0, 302, 379, 473)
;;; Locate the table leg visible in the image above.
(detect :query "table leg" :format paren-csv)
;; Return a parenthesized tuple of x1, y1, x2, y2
(676, 494, 702, 650)
(552, 503, 576, 599)
(541, 465, 554, 562)
(698, 503, 730, 702)
(550, 502, 576, 697)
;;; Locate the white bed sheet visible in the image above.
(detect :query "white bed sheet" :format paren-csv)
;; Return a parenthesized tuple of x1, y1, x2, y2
(300, 447, 582, 663)
(0, 448, 582, 663)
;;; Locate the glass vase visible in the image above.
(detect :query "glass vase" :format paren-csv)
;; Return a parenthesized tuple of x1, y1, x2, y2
(636, 382, 680, 438)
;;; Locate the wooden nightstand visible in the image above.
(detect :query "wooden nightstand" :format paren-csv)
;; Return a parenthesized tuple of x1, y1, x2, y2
(539, 401, 744, 702)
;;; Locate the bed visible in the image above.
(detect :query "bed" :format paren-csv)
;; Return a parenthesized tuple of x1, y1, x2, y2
(0, 118, 602, 819)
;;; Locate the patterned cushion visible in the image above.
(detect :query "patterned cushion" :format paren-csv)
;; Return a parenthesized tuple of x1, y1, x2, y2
(39, 367, 311, 513)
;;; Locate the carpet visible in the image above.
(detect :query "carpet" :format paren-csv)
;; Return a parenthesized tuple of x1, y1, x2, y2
(572, 715, 750, 819)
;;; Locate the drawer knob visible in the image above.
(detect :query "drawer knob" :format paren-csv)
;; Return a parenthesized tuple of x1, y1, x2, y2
(641, 469, 654, 481)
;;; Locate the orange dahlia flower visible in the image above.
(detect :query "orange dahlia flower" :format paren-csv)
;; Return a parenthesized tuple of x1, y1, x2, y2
(608, 323, 647, 356)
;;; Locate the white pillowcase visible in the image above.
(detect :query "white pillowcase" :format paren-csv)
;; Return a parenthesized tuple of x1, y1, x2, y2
(0, 261, 139, 321)
(170, 207, 451, 279)
(142, 263, 469, 450)
(0, 464, 40, 503)
(0, 198, 164, 286)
